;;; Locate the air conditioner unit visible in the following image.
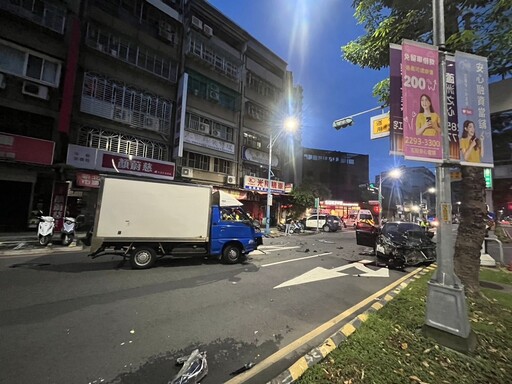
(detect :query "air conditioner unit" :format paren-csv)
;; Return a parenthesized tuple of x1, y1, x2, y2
(0, 73, 5, 89)
(182, 167, 194, 178)
(159, 21, 174, 43)
(208, 84, 220, 101)
(212, 129, 221, 138)
(144, 116, 160, 130)
(203, 24, 213, 37)
(199, 122, 210, 134)
(191, 16, 203, 29)
(22, 81, 49, 100)
(110, 49, 118, 57)
(226, 175, 236, 185)
(159, 29, 174, 43)
(159, 20, 172, 32)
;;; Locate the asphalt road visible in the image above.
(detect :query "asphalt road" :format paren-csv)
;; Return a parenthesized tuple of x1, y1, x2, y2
(0, 229, 413, 384)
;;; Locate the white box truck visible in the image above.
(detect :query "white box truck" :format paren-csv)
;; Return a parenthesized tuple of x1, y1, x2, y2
(89, 176, 262, 269)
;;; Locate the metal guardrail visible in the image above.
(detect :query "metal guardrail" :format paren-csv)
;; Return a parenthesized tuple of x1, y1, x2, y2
(485, 237, 504, 265)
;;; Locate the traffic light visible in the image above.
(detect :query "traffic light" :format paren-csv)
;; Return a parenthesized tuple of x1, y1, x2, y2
(333, 117, 354, 130)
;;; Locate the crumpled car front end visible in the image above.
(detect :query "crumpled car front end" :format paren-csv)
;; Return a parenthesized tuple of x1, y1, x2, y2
(378, 230, 436, 269)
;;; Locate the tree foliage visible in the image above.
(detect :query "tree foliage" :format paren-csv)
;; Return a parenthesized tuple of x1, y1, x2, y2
(290, 178, 331, 217)
(343, 0, 512, 102)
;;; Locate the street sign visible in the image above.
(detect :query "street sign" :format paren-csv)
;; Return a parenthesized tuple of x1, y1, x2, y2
(484, 168, 493, 189)
(450, 170, 462, 181)
(370, 112, 390, 139)
(314, 197, 320, 208)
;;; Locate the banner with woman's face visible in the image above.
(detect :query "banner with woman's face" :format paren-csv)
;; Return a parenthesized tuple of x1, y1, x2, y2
(401, 40, 443, 162)
(455, 51, 494, 167)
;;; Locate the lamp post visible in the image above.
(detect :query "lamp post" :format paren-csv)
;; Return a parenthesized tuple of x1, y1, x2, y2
(378, 168, 401, 225)
(265, 117, 298, 235)
(420, 187, 436, 215)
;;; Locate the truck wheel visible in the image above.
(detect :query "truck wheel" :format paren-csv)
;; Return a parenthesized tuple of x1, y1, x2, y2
(322, 224, 330, 232)
(222, 244, 243, 264)
(130, 247, 156, 269)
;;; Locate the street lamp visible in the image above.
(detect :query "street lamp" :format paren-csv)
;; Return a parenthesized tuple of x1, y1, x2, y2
(420, 187, 436, 215)
(265, 117, 299, 235)
(378, 168, 402, 225)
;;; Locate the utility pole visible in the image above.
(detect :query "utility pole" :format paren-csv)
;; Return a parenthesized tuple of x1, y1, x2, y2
(423, 0, 475, 352)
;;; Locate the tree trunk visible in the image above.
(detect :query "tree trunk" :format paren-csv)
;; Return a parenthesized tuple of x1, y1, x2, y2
(454, 166, 486, 295)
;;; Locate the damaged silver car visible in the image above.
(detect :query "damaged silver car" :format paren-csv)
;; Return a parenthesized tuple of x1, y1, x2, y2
(356, 221, 436, 270)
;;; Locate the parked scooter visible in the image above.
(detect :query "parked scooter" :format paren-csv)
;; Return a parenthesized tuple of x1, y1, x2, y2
(37, 211, 55, 246)
(277, 218, 304, 234)
(61, 216, 76, 246)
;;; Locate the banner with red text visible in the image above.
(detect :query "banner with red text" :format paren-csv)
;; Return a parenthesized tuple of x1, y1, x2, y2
(402, 40, 442, 162)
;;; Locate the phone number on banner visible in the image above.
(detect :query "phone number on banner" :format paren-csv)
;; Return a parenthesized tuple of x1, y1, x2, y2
(404, 137, 441, 147)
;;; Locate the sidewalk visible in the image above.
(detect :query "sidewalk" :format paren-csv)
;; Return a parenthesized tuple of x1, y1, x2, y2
(0, 231, 88, 256)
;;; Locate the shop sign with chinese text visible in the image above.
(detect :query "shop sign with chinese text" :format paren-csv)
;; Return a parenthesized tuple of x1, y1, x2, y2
(243, 175, 285, 193)
(67, 144, 175, 180)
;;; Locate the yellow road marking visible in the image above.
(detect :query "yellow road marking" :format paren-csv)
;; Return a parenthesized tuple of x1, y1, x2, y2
(224, 266, 425, 384)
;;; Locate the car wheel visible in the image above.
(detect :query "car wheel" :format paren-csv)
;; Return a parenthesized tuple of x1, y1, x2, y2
(222, 244, 243, 264)
(322, 224, 330, 232)
(130, 246, 156, 269)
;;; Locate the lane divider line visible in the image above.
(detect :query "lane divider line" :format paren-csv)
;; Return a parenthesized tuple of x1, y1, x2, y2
(261, 253, 332, 267)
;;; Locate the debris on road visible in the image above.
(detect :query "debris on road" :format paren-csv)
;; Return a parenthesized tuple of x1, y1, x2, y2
(230, 362, 255, 376)
(171, 349, 208, 384)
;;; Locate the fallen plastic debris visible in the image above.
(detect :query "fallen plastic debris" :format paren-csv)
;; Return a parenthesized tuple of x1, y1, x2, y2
(230, 362, 255, 376)
(318, 239, 335, 244)
(13, 242, 27, 250)
(170, 349, 208, 384)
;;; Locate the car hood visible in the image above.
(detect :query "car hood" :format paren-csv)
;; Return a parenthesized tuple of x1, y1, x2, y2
(384, 231, 434, 247)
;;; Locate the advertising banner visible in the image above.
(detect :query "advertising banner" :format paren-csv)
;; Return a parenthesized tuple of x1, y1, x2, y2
(172, 72, 188, 159)
(455, 51, 494, 167)
(50, 181, 70, 232)
(446, 55, 460, 160)
(389, 44, 403, 155)
(402, 40, 442, 162)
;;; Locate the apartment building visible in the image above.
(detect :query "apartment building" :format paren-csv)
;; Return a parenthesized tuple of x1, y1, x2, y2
(0, 0, 302, 231)
(302, 148, 369, 203)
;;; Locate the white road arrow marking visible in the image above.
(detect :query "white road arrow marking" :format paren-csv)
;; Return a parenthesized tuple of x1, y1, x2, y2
(274, 267, 348, 288)
(352, 263, 390, 277)
(274, 262, 389, 289)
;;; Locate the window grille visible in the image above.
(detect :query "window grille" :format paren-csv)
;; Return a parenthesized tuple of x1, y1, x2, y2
(187, 36, 240, 81)
(0, 0, 66, 34)
(187, 72, 239, 112)
(78, 126, 168, 161)
(183, 151, 210, 171)
(214, 158, 232, 174)
(81, 72, 172, 136)
(185, 112, 235, 142)
(246, 71, 281, 101)
(85, 23, 178, 83)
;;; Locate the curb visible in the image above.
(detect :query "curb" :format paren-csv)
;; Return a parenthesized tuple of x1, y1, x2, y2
(0, 244, 86, 257)
(267, 264, 437, 384)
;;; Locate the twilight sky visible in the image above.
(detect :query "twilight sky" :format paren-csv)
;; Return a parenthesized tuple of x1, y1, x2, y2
(208, 0, 429, 181)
